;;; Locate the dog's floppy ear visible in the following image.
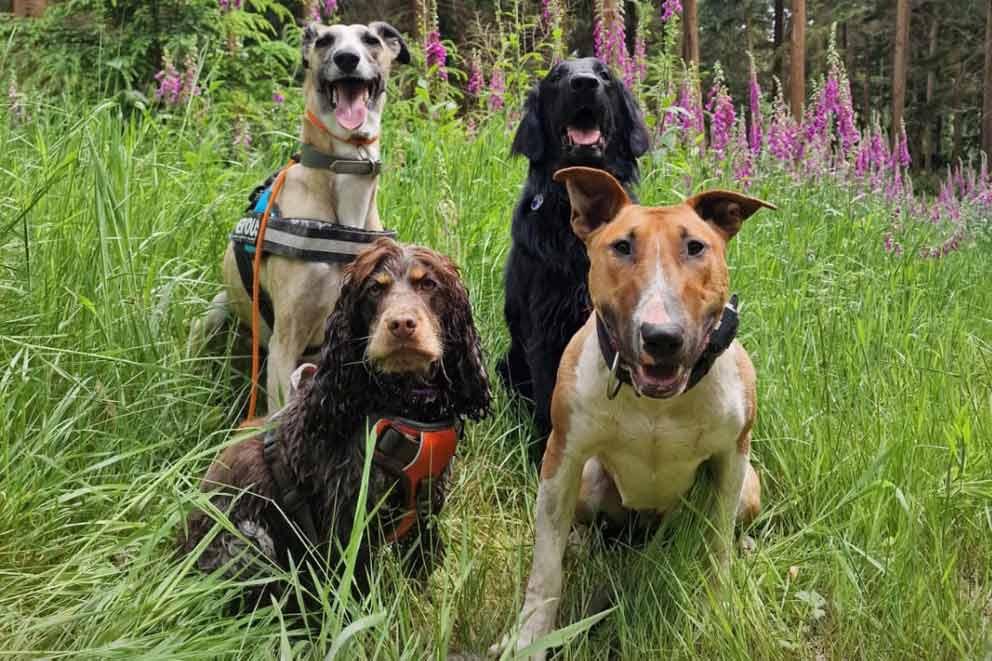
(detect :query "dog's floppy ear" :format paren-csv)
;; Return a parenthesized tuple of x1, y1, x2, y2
(554, 167, 631, 242)
(371, 21, 411, 65)
(301, 23, 320, 69)
(416, 249, 491, 421)
(686, 190, 776, 241)
(511, 86, 546, 163)
(619, 85, 651, 158)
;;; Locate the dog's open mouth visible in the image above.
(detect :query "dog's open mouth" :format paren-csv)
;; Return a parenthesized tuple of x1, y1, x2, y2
(321, 76, 382, 131)
(633, 362, 687, 399)
(563, 107, 606, 150)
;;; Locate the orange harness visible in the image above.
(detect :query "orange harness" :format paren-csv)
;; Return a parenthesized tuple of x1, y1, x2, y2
(260, 416, 459, 544)
(371, 418, 459, 542)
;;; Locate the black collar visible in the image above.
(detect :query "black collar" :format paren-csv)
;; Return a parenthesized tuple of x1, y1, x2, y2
(299, 143, 382, 176)
(596, 295, 740, 399)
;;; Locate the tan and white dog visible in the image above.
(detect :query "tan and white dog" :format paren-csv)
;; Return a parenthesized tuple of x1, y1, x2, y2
(496, 167, 774, 659)
(196, 22, 409, 411)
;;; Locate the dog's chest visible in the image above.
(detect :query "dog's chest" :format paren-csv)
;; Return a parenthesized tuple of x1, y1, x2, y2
(280, 169, 377, 229)
(567, 333, 747, 512)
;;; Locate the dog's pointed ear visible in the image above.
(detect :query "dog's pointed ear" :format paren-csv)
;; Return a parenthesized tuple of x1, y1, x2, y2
(554, 167, 631, 242)
(511, 86, 545, 162)
(686, 190, 776, 241)
(620, 85, 651, 158)
(370, 21, 411, 65)
(301, 23, 320, 69)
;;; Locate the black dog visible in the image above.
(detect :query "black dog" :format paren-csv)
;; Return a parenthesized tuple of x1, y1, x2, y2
(498, 58, 650, 459)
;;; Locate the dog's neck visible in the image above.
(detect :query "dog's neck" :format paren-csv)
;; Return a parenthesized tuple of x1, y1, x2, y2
(297, 117, 383, 230)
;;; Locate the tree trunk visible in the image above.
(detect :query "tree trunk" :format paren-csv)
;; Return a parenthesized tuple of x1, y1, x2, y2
(984, 0, 992, 158)
(862, 75, 870, 121)
(892, 0, 910, 149)
(923, 17, 939, 172)
(774, 0, 785, 79)
(411, 0, 422, 40)
(789, 0, 806, 121)
(682, 0, 699, 66)
(952, 61, 964, 164)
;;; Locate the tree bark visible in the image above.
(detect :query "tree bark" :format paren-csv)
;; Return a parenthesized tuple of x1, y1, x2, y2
(984, 0, 992, 158)
(952, 61, 964, 164)
(923, 17, 939, 171)
(789, 0, 806, 121)
(774, 0, 785, 79)
(410, 0, 422, 41)
(682, 0, 699, 66)
(892, 0, 910, 149)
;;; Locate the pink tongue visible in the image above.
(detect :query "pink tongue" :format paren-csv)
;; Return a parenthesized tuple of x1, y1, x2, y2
(567, 127, 601, 146)
(335, 90, 367, 131)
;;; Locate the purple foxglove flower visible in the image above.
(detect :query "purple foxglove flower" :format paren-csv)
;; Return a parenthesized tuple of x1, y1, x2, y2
(424, 30, 448, 81)
(488, 67, 505, 111)
(747, 65, 763, 156)
(708, 84, 736, 159)
(272, 90, 285, 104)
(661, 0, 682, 22)
(467, 60, 484, 96)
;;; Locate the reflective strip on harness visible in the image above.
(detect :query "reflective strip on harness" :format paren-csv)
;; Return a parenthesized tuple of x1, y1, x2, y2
(228, 183, 398, 351)
(230, 213, 398, 264)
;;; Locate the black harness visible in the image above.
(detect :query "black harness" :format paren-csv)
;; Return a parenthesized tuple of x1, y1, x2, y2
(596, 294, 740, 399)
(229, 152, 395, 354)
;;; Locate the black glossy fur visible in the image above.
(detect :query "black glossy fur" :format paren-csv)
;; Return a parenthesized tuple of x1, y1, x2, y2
(180, 240, 491, 611)
(498, 58, 649, 459)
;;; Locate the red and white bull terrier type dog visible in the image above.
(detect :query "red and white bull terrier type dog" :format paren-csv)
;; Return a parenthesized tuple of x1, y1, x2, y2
(496, 167, 774, 658)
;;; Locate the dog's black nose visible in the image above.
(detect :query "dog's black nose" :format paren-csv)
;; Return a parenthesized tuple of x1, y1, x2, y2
(334, 51, 361, 73)
(570, 74, 600, 92)
(640, 323, 684, 355)
(388, 315, 418, 340)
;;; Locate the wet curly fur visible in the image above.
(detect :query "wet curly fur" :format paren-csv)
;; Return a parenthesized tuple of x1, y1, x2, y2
(497, 59, 649, 460)
(180, 239, 491, 610)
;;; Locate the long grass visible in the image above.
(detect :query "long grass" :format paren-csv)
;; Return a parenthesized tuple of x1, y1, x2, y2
(0, 98, 990, 660)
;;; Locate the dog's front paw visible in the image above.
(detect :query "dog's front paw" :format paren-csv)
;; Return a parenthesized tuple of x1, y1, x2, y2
(488, 630, 546, 661)
(489, 609, 553, 661)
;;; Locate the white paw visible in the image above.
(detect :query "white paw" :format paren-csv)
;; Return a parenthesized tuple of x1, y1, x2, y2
(488, 629, 544, 661)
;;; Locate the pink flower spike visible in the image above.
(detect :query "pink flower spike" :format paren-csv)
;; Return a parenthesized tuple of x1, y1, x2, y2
(661, 0, 682, 22)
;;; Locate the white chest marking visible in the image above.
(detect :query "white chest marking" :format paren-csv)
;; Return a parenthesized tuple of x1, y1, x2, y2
(565, 330, 747, 512)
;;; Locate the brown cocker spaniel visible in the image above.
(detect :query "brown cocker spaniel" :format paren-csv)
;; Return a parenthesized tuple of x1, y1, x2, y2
(180, 238, 491, 609)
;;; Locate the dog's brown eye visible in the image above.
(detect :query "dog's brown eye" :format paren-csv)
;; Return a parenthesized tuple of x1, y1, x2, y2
(419, 278, 437, 292)
(316, 35, 334, 49)
(612, 239, 632, 256)
(368, 282, 385, 297)
(363, 34, 381, 47)
(686, 239, 706, 257)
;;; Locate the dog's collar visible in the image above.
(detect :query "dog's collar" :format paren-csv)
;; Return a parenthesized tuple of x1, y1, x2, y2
(596, 295, 740, 400)
(299, 143, 382, 176)
(305, 110, 380, 147)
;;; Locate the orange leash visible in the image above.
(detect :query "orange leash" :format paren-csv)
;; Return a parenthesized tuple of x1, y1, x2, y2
(247, 160, 295, 420)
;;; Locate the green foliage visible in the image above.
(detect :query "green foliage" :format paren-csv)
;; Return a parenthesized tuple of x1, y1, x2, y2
(0, 0, 299, 114)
